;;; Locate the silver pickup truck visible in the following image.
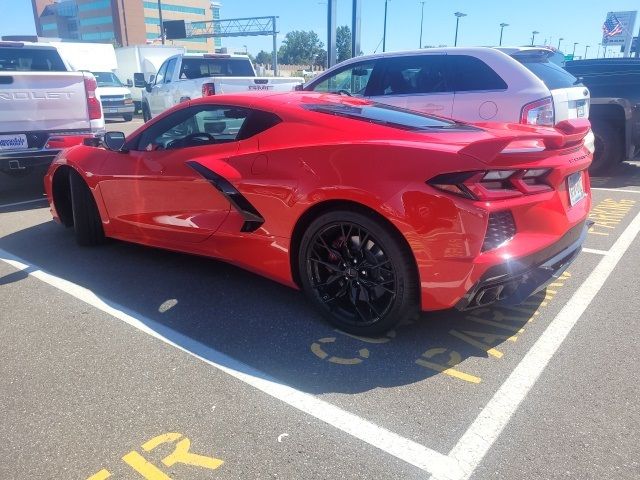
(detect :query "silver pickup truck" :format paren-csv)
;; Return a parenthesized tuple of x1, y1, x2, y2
(137, 53, 303, 121)
(0, 41, 104, 177)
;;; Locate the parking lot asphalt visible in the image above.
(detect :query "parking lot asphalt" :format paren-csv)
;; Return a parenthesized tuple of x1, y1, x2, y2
(1, 136, 639, 479)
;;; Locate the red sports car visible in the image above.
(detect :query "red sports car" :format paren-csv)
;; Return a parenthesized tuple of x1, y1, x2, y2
(45, 92, 592, 335)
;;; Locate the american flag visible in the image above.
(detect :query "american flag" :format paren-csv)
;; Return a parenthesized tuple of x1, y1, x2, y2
(602, 13, 624, 37)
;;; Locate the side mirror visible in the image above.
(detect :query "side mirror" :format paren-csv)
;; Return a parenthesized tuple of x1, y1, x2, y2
(294, 83, 304, 91)
(148, 74, 155, 84)
(103, 131, 127, 151)
(126, 79, 133, 88)
(133, 72, 146, 88)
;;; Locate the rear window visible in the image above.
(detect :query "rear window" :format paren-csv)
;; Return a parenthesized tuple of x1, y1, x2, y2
(179, 58, 254, 79)
(0, 47, 66, 72)
(514, 55, 578, 90)
(449, 55, 508, 92)
(302, 102, 466, 131)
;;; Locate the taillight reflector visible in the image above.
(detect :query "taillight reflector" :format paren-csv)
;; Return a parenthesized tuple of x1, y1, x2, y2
(520, 97, 554, 126)
(83, 73, 102, 120)
(202, 83, 216, 97)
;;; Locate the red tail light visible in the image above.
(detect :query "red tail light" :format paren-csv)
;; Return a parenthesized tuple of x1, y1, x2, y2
(428, 169, 552, 200)
(202, 83, 216, 97)
(83, 73, 102, 120)
(520, 97, 554, 126)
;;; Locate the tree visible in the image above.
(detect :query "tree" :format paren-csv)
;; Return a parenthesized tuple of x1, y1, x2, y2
(336, 25, 352, 62)
(314, 50, 328, 68)
(255, 50, 272, 66)
(278, 30, 324, 65)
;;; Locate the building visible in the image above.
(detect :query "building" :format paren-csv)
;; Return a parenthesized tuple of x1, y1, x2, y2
(31, 0, 222, 52)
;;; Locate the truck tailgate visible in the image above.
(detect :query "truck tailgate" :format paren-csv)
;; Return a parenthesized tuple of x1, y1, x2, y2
(212, 76, 304, 94)
(551, 86, 590, 122)
(0, 72, 91, 133)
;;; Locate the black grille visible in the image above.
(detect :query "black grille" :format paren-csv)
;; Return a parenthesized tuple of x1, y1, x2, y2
(482, 211, 516, 251)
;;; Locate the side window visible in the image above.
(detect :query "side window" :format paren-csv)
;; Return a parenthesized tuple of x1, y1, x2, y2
(311, 62, 374, 96)
(164, 58, 177, 84)
(155, 61, 168, 85)
(375, 55, 450, 96)
(136, 105, 251, 151)
(449, 56, 508, 92)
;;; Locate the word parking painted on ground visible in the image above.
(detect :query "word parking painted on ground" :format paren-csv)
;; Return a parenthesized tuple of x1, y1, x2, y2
(588, 198, 636, 236)
(86, 433, 223, 479)
(310, 271, 571, 384)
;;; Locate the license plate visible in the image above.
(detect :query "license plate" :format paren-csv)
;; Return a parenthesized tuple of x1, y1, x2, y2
(0, 134, 28, 151)
(105, 107, 118, 113)
(577, 105, 585, 117)
(567, 171, 585, 206)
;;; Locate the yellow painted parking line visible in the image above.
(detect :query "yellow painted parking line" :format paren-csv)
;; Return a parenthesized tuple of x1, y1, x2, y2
(415, 358, 481, 384)
(448, 330, 504, 359)
(86, 469, 111, 480)
(122, 451, 172, 480)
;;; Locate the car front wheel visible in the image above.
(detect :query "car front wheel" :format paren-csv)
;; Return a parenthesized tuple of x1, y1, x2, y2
(299, 209, 419, 335)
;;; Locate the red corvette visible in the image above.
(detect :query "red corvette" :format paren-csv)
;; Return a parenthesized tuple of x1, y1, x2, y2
(45, 92, 592, 335)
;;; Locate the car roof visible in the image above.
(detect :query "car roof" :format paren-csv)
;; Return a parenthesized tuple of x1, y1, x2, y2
(0, 41, 57, 50)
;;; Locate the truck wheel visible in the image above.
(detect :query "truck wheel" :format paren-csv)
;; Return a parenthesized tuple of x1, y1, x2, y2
(590, 120, 623, 175)
(142, 103, 151, 123)
(123, 114, 133, 122)
(69, 170, 105, 246)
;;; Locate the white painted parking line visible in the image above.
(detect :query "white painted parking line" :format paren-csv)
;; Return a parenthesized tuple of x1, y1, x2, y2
(591, 187, 640, 194)
(0, 198, 47, 209)
(0, 248, 461, 480)
(440, 208, 640, 480)
(582, 248, 610, 256)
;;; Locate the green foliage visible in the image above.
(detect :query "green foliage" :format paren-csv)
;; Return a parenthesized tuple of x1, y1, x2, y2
(278, 30, 324, 65)
(336, 25, 352, 62)
(255, 50, 272, 66)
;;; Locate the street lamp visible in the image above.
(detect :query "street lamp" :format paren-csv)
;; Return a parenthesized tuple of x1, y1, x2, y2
(596, 43, 602, 58)
(454, 12, 466, 47)
(572, 42, 578, 56)
(243, 44, 248, 54)
(584, 45, 590, 59)
(530, 30, 539, 46)
(499, 23, 509, 46)
(420, 1, 425, 48)
(557, 37, 564, 50)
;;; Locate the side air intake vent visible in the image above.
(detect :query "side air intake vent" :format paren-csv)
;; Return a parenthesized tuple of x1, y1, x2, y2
(482, 211, 516, 251)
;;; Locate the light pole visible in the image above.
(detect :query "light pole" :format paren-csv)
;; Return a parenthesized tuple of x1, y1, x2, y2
(383, 0, 389, 52)
(454, 12, 466, 47)
(243, 44, 248, 54)
(499, 23, 509, 46)
(419, 1, 425, 48)
(584, 45, 590, 59)
(596, 43, 601, 58)
(157, 0, 164, 44)
(557, 37, 564, 50)
(530, 30, 539, 46)
(572, 42, 578, 57)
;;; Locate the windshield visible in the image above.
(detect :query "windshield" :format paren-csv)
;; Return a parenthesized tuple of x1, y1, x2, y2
(92, 71, 124, 87)
(513, 55, 579, 90)
(302, 102, 465, 131)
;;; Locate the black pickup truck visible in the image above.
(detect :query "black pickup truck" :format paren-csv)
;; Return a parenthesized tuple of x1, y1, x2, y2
(565, 59, 640, 173)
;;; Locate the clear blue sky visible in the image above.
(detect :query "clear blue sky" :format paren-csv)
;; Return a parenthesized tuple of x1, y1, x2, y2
(2, 0, 639, 58)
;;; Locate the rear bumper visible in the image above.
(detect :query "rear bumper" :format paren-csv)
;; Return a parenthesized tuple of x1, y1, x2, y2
(102, 105, 135, 117)
(0, 149, 60, 171)
(455, 220, 589, 310)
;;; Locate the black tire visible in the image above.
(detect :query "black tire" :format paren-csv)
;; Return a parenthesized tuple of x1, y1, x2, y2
(142, 103, 151, 123)
(69, 171, 105, 246)
(590, 119, 623, 175)
(123, 113, 133, 122)
(298, 209, 419, 335)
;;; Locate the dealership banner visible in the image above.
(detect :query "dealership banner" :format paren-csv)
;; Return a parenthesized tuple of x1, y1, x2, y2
(602, 11, 637, 56)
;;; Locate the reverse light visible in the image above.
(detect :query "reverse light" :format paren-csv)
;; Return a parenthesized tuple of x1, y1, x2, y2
(83, 73, 102, 120)
(202, 83, 216, 97)
(520, 97, 554, 126)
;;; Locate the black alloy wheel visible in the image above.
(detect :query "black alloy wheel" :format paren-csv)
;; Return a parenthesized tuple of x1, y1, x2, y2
(299, 210, 418, 335)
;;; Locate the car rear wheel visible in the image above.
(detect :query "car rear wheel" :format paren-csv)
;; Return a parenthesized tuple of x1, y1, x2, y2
(69, 170, 105, 246)
(299, 210, 418, 335)
(590, 119, 623, 175)
(123, 114, 133, 122)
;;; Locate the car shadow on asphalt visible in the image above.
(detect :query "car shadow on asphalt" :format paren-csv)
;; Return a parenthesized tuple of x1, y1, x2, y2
(0, 220, 546, 396)
(590, 161, 640, 189)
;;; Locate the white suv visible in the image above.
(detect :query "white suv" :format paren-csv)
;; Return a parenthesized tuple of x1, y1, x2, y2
(303, 47, 594, 149)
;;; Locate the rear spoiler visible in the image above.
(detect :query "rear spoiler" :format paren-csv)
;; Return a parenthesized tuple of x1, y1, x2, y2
(460, 118, 591, 164)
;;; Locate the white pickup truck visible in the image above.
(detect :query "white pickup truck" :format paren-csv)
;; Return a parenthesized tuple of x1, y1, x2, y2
(137, 53, 304, 121)
(0, 41, 104, 177)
